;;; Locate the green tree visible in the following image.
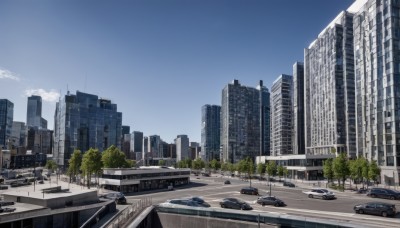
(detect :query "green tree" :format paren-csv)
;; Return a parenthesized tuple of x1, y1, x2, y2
(158, 160, 166, 166)
(266, 160, 277, 179)
(228, 162, 235, 174)
(332, 152, 350, 189)
(45, 160, 58, 173)
(81, 148, 102, 189)
(323, 158, 334, 183)
(283, 167, 289, 180)
(192, 158, 205, 170)
(349, 158, 364, 189)
(360, 157, 369, 188)
(368, 160, 381, 185)
(256, 163, 266, 180)
(101, 145, 131, 168)
(277, 165, 284, 181)
(221, 162, 229, 172)
(210, 159, 220, 171)
(127, 160, 136, 168)
(67, 149, 82, 183)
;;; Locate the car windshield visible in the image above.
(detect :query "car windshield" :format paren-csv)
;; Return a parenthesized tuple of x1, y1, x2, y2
(192, 197, 204, 203)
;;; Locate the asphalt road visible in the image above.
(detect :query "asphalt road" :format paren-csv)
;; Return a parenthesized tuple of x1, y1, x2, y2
(126, 174, 400, 227)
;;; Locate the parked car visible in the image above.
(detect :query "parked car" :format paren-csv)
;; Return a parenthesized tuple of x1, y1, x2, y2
(166, 199, 209, 207)
(220, 198, 252, 210)
(257, 196, 286, 207)
(100, 192, 127, 204)
(184, 197, 210, 207)
(354, 202, 396, 217)
(224, 180, 231, 185)
(240, 187, 259, 195)
(283, 181, 295, 187)
(367, 188, 400, 200)
(303, 189, 336, 200)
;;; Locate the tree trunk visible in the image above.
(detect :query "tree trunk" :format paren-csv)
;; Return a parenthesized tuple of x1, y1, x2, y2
(87, 170, 91, 189)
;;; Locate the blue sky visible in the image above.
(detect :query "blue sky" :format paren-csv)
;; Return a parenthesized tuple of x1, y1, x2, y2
(0, 0, 354, 143)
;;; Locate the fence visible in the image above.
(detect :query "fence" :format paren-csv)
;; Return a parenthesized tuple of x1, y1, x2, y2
(103, 198, 152, 228)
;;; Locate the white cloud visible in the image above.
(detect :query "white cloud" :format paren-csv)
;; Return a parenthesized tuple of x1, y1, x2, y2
(25, 89, 60, 102)
(0, 67, 20, 81)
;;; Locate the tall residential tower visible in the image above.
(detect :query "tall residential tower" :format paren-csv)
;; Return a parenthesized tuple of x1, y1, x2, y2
(201, 105, 221, 161)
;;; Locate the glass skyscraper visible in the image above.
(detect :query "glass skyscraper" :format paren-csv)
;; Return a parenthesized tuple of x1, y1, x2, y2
(221, 80, 270, 163)
(201, 104, 221, 161)
(53, 91, 122, 167)
(0, 99, 13, 149)
(293, 62, 305, 155)
(27, 95, 45, 128)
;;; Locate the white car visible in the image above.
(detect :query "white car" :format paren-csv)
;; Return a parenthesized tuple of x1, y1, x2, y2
(303, 188, 336, 200)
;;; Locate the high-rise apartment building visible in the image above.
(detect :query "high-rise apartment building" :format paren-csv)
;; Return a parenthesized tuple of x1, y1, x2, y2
(304, 10, 356, 157)
(293, 62, 305, 155)
(220, 80, 270, 163)
(353, 0, 400, 183)
(201, 104, 221, 161)
(271, 74, 293, 156)
(27, 96, 47, 129)
(53, 91, 122, 167)
(0, 99, 13, 149)
(176, 135, 189, 162)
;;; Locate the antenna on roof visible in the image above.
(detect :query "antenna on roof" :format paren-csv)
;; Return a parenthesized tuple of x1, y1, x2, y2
(67, 84, 70, 95)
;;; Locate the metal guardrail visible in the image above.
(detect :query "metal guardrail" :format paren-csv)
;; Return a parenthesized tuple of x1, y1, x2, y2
(102, 198, 152, 228)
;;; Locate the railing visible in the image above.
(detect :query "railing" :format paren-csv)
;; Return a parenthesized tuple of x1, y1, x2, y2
(102, 198, 152, 228)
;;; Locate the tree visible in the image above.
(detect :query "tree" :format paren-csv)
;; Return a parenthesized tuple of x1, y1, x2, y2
(349, 158, 364, 189)
(67, 149, 82, 183)
(323, 158, 334, 183)
(368, 160, 381, 185)
(192, 158, 205, 170)
(256, 163, 266, 180)
(332, 153, 349, 189)
(221, 162, 229, 172)
(228, 162, 236, 174)
(283, 167, 289, 180)
(102, 145, 131, 168)
(266, 160, 277, 179)
(158, 160, 166, 166)
(360, 158, 369, 188)
(277, 165, 284, 181)
(81, 148, 102, 189)
(210, 159, 220, 171)
(45, 160, 58, 173)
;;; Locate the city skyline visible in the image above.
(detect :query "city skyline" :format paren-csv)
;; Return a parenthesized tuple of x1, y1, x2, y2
(0, 0, 354, 143)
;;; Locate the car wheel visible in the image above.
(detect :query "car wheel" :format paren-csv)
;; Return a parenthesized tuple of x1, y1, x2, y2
(390, 196, 395, 200)
(241, 191, 244, 194)
(221, 204, 225, 208)
(322, 196, 327, 200)
(274, 203, 279, 207)
(371, 194, 376, 198)
(358, 209, 364, 214)
(382, 211, 388, 217)
(308, 194, 313, 198)
(262, 203, 265, 206)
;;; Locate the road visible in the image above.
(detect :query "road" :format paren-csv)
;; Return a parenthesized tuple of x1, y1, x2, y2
(125, 174, 400, 227)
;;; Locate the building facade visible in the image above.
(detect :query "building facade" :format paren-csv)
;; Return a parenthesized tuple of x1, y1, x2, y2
(27, 127, 53, 154)
(271, 74, 293, 156)
(304, 11, 356, 157)
(11, 121, 27, 149)
(292, 62, 306, 155)
(176, 135, 189, 162)
(201, 104, 221, 161)
(221, 80, 270, 163)
(0, 99, 13, 149)
(27, 96, 43, 129)
(53, 91, 122, 167)
(353, 0, 400, 185)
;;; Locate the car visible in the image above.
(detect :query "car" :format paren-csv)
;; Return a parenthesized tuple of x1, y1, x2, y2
(220, 198, 252, 210)
(283, 181, 295, 187)
(224, 180, 231, 184)
(354, 202, 396, 217)
(100, 192, 127, 204)
(367, 188, 400, 200)
(256, 196, 286, 207)
(38, 180, 44, 184)
(240, 187, 259, 195)
(166, 199, 209, 207)
(303, 189, 336, 200)
(184, 197, 210, 207)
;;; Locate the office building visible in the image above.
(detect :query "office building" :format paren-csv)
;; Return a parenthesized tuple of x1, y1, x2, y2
(53, 91, 122, 167)
(304, 10, 356, 158)
(148, 135, 162, 158)
(201, 104, 221, 161)
(220, 80, 270, 163)
(122, 134, 131, 159)
(27, 127, 53, 154)
(11, 121, 27, 149)
(353, 0, 400, 184)
(190, 142, 201, 160)
(293, 62, 305, 155)
(27, 95, 47, 129)
(131, 131, 143, 158)
(176, 135, 189, 162)
(271, 74, 293, 156)
(0, 99, 13, 149)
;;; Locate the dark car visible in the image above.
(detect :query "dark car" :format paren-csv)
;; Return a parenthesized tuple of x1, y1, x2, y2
(283, 181, 295, 187)
(220, 198, 252, 210)
(185, 197, 210, 207)
(240, 187, 259, 195)
(101, 192, 127, 204)
(354, 202, 396, 217)
(224, 180, 231, 184)
(167, 199, 209, 207)
(367, 188, 400, 200)
(257, 196, 286, 207)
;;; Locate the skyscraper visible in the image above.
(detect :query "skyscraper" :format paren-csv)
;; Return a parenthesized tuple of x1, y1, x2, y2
(0, 99, 13, 149)
(27, 95, 46, 129)
(220, 80, 270, 163)
(304, 10, 356, 157)
(53, 91, 122, 167)
(271, 74, 293, 156)
(176, 135, 189, 162)
(201, 104, 221, 161)
(131, 131, 143, 159)
(293, 62, 305, 155)
(353, 0, 400, 183)
(148, 135, 162, 158)
(11, 121, 27, 149)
